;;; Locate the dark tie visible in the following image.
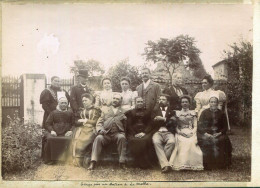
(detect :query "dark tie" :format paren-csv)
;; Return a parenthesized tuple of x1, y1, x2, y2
(161, 106, 165, 111)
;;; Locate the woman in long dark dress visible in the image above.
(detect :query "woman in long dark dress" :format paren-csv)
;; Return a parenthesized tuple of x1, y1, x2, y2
(126, 97, 154, 169)
(197, 95, 232, 169)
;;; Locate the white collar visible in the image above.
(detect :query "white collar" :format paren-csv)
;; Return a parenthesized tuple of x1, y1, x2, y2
(80, 83, 87, 87)
(160, 106, 168, 111)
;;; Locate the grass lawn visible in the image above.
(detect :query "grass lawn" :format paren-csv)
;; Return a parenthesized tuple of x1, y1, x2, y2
(3, 127, 251, 182)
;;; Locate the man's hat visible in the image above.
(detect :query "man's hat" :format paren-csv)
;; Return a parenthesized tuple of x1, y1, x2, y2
(77, 69, 88, 78)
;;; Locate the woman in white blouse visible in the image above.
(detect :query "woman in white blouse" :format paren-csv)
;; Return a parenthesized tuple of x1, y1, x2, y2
(120, 77, 137, 112)
(194, 75, 227, 120)
(95, 77, 114, 110)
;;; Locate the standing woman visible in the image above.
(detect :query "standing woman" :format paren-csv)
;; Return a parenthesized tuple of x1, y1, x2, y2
(170, 95, 204, 171)
(120, 77, 138, 112)
(194, 75, 227, 122)
(95, 77, 114, 110)
(197, 95, 232, 170)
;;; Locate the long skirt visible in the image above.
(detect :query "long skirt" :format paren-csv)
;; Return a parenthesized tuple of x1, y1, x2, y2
(198, 134, 232, 169)
(170, 131, 204, 170)
(42, 132, 72, 163)
(72, 125, 96, 159)
(127, 132, 155, 168)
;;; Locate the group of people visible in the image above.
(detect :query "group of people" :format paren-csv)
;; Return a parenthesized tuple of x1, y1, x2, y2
(40, 68, 232, 173)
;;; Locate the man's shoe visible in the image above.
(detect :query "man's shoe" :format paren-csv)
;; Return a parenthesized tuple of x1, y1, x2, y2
(119, 163, 127, 170)
(161, 166, 171, 173)
(87, 161, 96, 170)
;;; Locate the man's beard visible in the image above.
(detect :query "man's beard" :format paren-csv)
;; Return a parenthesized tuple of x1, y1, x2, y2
(159, 103, 167, 107)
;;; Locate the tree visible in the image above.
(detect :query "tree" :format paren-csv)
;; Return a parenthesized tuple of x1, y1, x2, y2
(143, 35, 203, 84)
(107, 58, 142, 92)
(70, 59, 105, 77)
(223, 40, 252, 126)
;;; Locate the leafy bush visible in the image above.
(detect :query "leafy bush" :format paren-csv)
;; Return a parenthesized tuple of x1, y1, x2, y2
(2, 115, 42, 174)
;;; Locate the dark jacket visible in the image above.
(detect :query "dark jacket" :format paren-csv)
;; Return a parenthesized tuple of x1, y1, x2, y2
(162, 85, 188, 110)
(45, 109, 75, 136)
(70, 84, 91, 113)
(125, 108, 152, 137)
(151, 105, 176, 134)
(136, 80, 161, 114)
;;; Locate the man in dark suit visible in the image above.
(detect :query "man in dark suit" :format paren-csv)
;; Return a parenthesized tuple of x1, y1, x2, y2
(152, 94, 176, 173)
(162, 72, 188, 110)
(136, 68, 161, 115)
(88, 93, 127, 170)
(70, 70, 91, 118)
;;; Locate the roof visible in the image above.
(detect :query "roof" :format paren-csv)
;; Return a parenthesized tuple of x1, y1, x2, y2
(212, 60, 227, 68)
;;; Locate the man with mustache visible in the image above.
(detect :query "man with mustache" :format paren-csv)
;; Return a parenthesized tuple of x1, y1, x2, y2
(136, 67, 161, 115)
(152, 94, 176, 173)
(88, 93, 127, 170)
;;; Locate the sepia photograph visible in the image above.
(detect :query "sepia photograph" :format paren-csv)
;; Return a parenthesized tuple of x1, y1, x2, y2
(0, 1, 257, 187)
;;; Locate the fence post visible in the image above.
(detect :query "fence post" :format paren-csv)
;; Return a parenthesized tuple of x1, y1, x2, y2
(21, 74, 46, 124)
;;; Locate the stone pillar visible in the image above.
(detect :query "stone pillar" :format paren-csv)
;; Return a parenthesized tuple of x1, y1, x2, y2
(22, 74, 46, 124)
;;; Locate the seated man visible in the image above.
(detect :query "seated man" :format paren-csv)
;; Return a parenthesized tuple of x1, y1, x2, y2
(88, 93, 127, 170)
(152, 94, 176, 173)
(43, 97, 74, 164)
(72, 93, 101, 168)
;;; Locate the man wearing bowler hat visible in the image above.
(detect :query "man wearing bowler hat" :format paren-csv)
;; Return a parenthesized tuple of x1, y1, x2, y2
(70, 69, 91, 118)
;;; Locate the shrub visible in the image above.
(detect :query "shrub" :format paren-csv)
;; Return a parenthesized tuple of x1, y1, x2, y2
(2, 115, 42, 174)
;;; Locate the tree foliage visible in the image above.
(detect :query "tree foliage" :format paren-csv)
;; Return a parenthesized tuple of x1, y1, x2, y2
(143, 35, 203, 84)
(223, 40, 252, 125)
(70, 59, 105, 77)
(107, 58, 142, 92)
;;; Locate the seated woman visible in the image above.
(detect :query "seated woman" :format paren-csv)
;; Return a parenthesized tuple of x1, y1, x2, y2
(126, 97, 154, 169)
(95, 77, 114, 111)
(120, 77, 138, 112)
(197, 95, 232, 170)
(43, 97, 74, 164)
(170, 95, 204, 171)
(72, 93, 101, 168)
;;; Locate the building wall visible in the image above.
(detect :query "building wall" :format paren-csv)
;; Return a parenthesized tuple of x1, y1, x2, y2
(213, 63, 228, 80)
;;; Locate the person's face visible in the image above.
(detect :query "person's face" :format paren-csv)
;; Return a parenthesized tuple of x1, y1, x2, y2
(141, 69, 150, 82)
(172, 75, 182, 86)
(79, 76, 87, 85)
(159, 96, 168, 107)
(103, 79, 112, 90)
(51, 77, 60, 88)
(209, 97, 218, 109)
(120, 80, 130, 92)
(181, 98, 190, 109)
(58, 99, 68, 111)
(202, 79, 211, 91)
(82, 97, 93, 109)
(112, 95, 122, 107)
(135, 98, 144, 109)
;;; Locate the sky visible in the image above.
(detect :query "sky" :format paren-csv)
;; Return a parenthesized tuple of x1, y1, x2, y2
(2, 3, 253, 78)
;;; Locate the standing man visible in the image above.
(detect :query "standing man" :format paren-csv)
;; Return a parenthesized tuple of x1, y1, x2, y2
(152, 94, 176, 173)
(40, 76, 70, 129)
(70, 69, 91, 118)
(136, 67, 161, 115)
(162, 72, 188, 110)
(88, 93, 127, 170)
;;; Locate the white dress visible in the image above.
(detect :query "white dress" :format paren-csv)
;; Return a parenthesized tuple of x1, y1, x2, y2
(95, 89, 114, 111)
(170, 109, 204, 171)
(121, 89, 138, 112)
(194, 88, 226, 120)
